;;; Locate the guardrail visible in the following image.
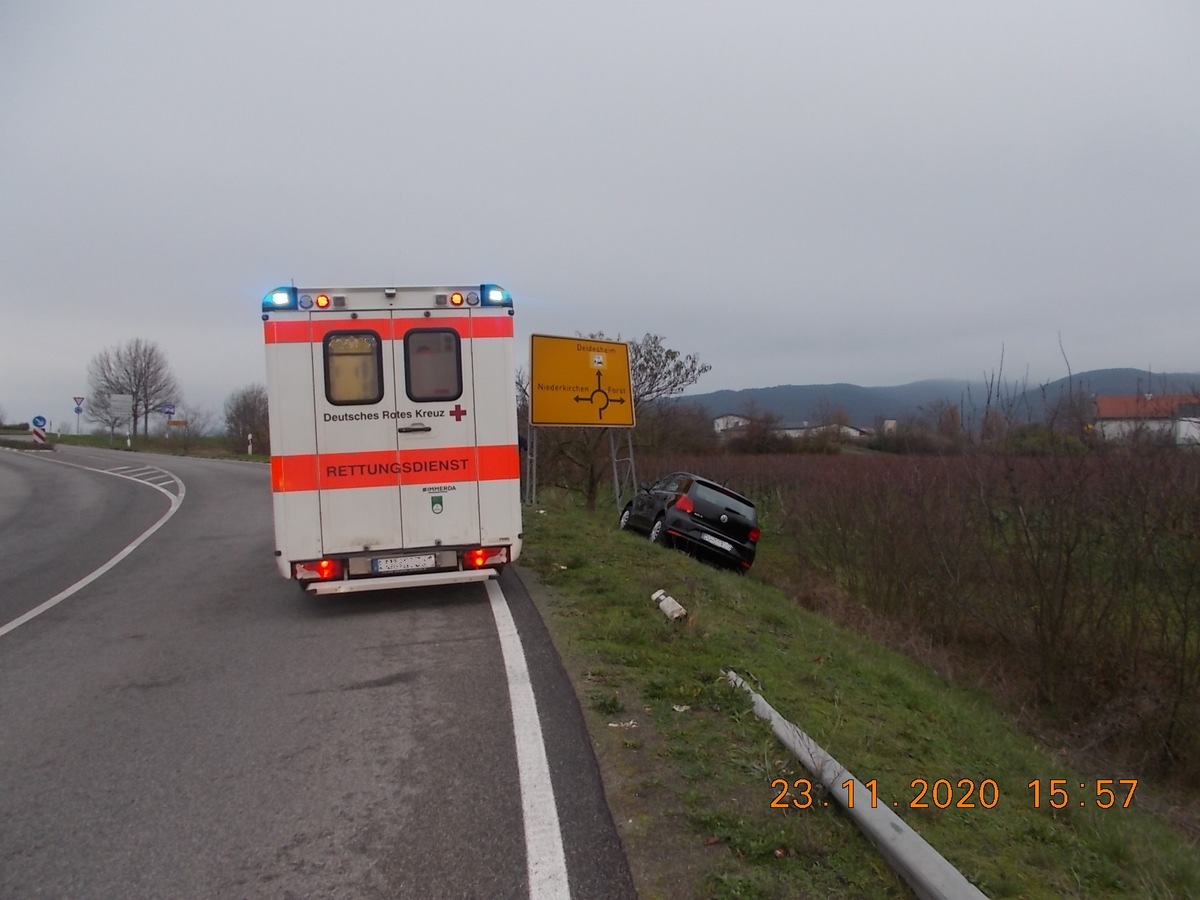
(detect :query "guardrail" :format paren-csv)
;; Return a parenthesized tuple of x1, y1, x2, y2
(724, 669, 988, 900)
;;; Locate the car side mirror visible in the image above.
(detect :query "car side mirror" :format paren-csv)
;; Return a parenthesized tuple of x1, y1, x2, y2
(639, 481, 652, 492)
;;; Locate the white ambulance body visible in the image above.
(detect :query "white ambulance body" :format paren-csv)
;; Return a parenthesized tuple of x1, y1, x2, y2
(261, 284, 522, 594)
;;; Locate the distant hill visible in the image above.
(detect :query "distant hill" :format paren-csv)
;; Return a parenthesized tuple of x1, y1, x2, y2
(675, 369, 1200, 429)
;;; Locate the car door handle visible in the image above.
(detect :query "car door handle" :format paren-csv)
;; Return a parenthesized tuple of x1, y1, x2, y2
(397, 423, 432, 433)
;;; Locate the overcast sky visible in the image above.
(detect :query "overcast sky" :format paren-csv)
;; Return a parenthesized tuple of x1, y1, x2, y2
(3, 1, 1198, 430)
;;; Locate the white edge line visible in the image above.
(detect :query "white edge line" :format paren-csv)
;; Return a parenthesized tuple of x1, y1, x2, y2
(0, 456, 186, 639)
(486, 578, 571, 900)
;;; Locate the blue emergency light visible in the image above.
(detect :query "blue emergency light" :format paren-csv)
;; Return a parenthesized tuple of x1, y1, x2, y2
(263, 287, 298, 311)
(480, 284, 512, 307)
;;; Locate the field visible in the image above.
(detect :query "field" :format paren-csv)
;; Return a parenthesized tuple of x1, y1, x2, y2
(639, 450, 1200, 788)
(19, 431, 271, 462)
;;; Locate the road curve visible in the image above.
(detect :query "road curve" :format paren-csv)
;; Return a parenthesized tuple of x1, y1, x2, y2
(0, 446, 634, 899)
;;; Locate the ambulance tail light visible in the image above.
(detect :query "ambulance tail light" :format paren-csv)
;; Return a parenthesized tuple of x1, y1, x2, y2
(479, 284, 512, 307)
(463, 547, 509, 569)
(294, 559, 343, 581)
(262, 286, 299, 311)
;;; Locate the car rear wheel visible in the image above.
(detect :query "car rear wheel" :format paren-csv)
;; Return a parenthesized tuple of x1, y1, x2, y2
(648, 517, 665, 544)
(618, 506, 632, 530)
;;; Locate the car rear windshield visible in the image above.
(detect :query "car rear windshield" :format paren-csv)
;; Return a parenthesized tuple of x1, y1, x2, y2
(693, 482, 756, 521)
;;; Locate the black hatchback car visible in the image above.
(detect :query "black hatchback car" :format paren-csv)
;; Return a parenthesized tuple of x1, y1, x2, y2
(619, 472, 760, 572)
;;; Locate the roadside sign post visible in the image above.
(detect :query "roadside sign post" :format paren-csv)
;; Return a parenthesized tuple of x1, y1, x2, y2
(528, 334, 637, 508)
(73, 396, 84, 436)
(111, 393, 134, 448)
(30, 415, 47, 446)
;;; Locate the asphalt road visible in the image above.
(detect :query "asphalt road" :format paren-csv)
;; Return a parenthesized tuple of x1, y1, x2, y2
(0, 446, 635, 899)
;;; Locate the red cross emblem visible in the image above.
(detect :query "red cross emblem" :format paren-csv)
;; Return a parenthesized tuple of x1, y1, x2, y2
(450, 404, 467, 422)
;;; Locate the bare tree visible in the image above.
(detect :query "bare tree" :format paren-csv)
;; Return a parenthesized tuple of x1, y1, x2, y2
(224, 384, 270, 454)
(515, 366, 531, 445)
(170, 403, 214, 451)
(0, 403, 6, 427)
(85, 392, 124, 438)
(728, 401, 791, 454)
(630, 333, 712, 413)
(86, 339, 179, 437)
(815, 402, 852, 429)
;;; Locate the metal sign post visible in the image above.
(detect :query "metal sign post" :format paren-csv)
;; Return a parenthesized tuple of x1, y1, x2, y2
(111, 393, 134, 448)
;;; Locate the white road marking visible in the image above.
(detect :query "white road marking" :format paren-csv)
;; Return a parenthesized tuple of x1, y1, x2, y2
(485, 578, 571, 899)
(0, 457, 186, 638)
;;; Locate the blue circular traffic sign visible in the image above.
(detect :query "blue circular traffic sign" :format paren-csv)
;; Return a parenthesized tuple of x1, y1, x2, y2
(74, 406, 84, 415)
(32, 415, 47, 428)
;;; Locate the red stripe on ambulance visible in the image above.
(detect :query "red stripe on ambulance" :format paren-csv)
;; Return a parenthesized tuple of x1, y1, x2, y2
(271, 444, 520, 493)
(264, 316, 513, 344)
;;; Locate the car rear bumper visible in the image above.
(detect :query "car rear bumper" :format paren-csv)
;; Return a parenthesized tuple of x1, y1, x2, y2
(664, 517, 755, 570)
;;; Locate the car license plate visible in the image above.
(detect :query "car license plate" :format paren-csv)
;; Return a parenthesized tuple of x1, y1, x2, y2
(372, 554, 436, 573)
(699, 533, 733, 552)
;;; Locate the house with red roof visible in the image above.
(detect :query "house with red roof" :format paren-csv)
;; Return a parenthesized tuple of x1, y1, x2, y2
(1093, 394, 1200, 443)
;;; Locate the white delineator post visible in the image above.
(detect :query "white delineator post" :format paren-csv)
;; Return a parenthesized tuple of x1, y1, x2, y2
(652, 589, 687, 621)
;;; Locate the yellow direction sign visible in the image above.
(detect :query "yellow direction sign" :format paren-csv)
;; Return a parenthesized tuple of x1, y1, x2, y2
(530, 334, 635, 427)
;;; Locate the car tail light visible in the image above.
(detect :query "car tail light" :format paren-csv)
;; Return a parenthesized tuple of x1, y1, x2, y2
(294, 558, 343, 581)
(675, 494, 694, 514)
(748, 527, 761, 543)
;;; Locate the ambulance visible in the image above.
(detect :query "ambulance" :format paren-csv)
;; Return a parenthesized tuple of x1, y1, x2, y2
(261, 284, 522, 594)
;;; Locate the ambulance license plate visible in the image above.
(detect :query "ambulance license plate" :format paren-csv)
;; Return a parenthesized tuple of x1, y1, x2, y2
(372, 554, 436, 574)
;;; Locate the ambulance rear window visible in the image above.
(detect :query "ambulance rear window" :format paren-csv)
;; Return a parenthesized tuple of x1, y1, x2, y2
(404, 329, 462, 402)
(324, 331, 384, 405)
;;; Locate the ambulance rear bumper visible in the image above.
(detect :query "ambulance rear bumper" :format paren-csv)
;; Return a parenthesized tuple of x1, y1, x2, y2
(303, 567, 501, 595)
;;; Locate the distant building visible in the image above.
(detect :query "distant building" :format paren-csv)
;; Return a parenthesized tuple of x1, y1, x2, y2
(712, 413, 868, 442)
(1177, 403, 1200, 444)
(1093, 394, 1200, 443)
(776, 422, 867, 440)
(712, 414, 750, 434)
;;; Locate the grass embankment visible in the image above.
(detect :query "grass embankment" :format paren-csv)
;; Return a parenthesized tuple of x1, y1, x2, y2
(518, 493, 1199, 899)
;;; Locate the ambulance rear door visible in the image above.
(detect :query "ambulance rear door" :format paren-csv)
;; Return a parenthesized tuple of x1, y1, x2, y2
(393, 310, 483, 550)
(311, 311, 405, 555)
